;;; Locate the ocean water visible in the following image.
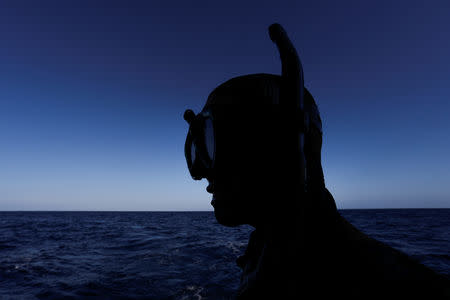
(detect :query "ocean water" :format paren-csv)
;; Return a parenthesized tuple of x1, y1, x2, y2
(0, 210, 448, 299)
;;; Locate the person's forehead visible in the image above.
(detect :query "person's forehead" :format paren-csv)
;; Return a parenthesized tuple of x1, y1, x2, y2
(204, 93, 278, 109)
(203, 104, 276, 122)
(204, 74, 282, 107)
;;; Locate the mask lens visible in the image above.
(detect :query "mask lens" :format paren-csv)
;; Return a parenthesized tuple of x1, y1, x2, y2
(204, 118, 215, 162)
(184, 111, 215, 180)
(190, 141, 196, 164)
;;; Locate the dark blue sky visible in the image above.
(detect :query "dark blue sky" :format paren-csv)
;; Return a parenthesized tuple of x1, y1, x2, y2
(1, 0, 449, 210)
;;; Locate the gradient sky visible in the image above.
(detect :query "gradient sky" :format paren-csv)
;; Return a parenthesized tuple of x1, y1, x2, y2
(1, 0, 449, 210)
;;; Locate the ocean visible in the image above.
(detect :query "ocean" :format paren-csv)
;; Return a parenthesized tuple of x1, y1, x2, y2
(0, 210, 449, 299)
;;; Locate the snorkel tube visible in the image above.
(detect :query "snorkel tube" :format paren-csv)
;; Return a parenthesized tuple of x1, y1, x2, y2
(268, 23, 306, 200)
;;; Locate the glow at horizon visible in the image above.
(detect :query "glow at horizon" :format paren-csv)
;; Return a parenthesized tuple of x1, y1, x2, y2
(1, 1, 449, 210)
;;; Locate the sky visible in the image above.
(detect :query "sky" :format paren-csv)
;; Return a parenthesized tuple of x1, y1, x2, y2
(1, 0, 449, 210)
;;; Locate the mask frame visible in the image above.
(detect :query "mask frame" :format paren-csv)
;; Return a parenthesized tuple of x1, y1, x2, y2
(184, 109, 216, 180)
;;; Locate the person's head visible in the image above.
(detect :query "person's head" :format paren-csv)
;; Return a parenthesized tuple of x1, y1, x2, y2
(184, 74, 323, 227)
(183, 24, 324, 227)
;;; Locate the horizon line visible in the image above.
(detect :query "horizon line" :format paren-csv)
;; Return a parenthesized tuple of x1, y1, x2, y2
(0, 208, 449, 212)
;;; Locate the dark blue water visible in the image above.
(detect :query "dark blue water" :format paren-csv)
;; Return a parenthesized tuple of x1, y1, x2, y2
(0, 210, 448, 299)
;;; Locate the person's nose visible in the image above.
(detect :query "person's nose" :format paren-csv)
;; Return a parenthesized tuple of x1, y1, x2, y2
(206, 180, 215, 194)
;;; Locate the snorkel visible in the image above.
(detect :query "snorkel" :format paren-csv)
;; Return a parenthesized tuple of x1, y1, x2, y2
(269, 23, 307, 206)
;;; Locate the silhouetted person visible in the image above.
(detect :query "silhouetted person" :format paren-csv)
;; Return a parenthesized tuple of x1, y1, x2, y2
(183, 24, 449, 299)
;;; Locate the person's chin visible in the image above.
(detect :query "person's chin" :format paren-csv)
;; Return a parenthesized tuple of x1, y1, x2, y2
(211, 194, 242, 227)
(214, 209, 242, 227)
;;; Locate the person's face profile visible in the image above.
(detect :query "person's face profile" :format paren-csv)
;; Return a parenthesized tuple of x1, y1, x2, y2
(205, 115, 275, 228)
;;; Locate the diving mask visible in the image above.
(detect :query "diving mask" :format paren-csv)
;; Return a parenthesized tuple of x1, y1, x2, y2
(184, 109, 215, 180)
